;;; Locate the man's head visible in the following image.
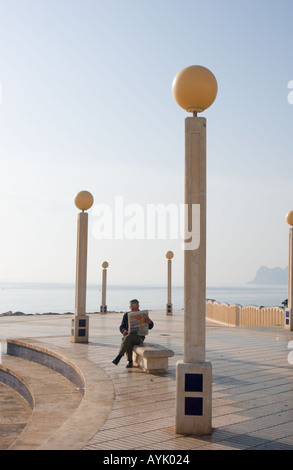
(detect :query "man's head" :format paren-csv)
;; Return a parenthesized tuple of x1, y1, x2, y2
(129, 299, 139, 311)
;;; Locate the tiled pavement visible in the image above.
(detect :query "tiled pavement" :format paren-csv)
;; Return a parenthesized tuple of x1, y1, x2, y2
(0, 309, 293, 450)
(0, 381, 32, 449)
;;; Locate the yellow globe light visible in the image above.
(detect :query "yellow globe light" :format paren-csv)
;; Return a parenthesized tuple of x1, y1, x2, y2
(286, 211, 293, 226)
(102, 261, 109, 269)
(74, 190, 94, 211)
(166, 251, 174, 260)
(172, 65, 217, 114)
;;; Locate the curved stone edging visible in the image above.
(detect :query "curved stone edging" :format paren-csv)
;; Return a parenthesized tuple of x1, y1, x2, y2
(0, 365, 34, 408)
(6, 337, 115, 450)
(7, 339, 85, 393)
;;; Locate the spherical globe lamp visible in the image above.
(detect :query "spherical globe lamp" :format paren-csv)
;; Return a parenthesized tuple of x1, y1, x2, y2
(286, 211, 293, 226)
(102, 261, 109, 269)
(172, 65, 217, 114)
(74, 191, 94, 211)
(166, 251, 174, 260)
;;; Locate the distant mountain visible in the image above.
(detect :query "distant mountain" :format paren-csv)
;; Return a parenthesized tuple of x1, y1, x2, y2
(248, 266, 288, 285)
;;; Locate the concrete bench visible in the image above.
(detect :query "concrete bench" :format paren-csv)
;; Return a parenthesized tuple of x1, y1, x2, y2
(132, 342, 174, 374)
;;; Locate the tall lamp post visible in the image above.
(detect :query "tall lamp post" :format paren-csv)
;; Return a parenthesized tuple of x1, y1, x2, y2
(100, 261, 109, 313)
(166, 251, 174, 315)
(71, 190, 94, 343)
(172, 65, 217, 435)
(285, 210, 293, 331)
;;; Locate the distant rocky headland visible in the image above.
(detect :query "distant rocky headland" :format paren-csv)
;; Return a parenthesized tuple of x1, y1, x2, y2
(248, 266, 288, 285)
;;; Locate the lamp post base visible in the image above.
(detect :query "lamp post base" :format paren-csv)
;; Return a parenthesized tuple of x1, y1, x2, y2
(71, 315, 89, 343)
(285, 309, 293, 331)
(166, 303, 173, 315)
(175, 360, 212, 435)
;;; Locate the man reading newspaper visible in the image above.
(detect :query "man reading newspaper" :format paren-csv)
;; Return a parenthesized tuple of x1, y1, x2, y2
(112, 299, 154, 368)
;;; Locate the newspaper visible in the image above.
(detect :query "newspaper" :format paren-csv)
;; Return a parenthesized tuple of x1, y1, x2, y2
(128, 310, 149, 336)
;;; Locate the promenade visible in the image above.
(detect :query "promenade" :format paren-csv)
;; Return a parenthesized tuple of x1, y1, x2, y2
(1, 309, 293, 451)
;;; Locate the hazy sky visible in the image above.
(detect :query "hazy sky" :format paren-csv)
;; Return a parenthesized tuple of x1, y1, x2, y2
(1, 0, 293, 287)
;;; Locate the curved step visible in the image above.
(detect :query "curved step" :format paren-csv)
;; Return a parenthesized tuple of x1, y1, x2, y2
(0, 381, 32, 450)
(0, 355, 82, 450)
(4, 338, 114, 450)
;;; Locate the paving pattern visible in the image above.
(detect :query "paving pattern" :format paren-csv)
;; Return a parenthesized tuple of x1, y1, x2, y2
(0, 382, 32, 450)
(0, 310, 293, 450)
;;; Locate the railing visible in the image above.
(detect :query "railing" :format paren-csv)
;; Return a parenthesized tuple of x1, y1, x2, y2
(206, 300, 284, 327)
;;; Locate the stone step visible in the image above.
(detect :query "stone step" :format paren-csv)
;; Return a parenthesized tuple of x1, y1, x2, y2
(1, 337, 114, 450)
(0, 381, 32, 450)
(0, 354, 82, 450)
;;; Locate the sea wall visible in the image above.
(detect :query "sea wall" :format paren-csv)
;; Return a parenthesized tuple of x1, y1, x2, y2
(206, 300, 284, 327)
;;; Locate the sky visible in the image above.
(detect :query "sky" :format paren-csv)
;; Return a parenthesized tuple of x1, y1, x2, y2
(1, 0, 293, 287)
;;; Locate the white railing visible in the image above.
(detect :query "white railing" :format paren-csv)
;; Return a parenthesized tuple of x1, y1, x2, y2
(206, 300, 284, 327)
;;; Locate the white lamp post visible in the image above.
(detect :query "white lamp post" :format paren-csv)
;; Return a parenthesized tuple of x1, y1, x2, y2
(71, 190, 94, 343)
(100, 261, 109, 313)
(285, 210, 293, 331)
(166, 251, 174, 315)
(172, 65, 217, 435)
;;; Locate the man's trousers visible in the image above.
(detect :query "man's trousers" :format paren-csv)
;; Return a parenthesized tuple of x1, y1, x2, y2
(119, 334, 144, 361)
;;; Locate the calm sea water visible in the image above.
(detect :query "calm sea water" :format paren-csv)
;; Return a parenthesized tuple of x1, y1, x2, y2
(0, 282, 288, 315)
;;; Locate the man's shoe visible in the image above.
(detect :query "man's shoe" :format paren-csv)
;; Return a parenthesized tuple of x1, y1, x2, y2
(126, 361, 133, 368)
(112, 354, 122, 365)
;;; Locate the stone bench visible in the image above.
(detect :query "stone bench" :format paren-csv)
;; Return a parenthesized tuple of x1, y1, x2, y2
(132, 342, 174, 374)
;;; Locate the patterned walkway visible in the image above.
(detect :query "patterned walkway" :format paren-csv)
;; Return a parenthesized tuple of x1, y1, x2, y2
(1, 310, 293, 450)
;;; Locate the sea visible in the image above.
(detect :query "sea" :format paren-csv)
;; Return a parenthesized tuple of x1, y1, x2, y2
(0, 282, 288, 315)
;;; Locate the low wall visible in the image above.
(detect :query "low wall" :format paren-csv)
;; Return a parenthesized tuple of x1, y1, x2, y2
(206, 300, 284, 327)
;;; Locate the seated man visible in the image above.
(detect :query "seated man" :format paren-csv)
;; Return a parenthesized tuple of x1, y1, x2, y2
(112, 299, 154, 368)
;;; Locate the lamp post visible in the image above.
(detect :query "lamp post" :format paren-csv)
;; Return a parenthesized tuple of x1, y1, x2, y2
(166, 251, 174, 315)
(285, 211, 293, 331)
(172, 65, 217, 435)
(71, 190, 94, 343)
(100, 261, 109, 313)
